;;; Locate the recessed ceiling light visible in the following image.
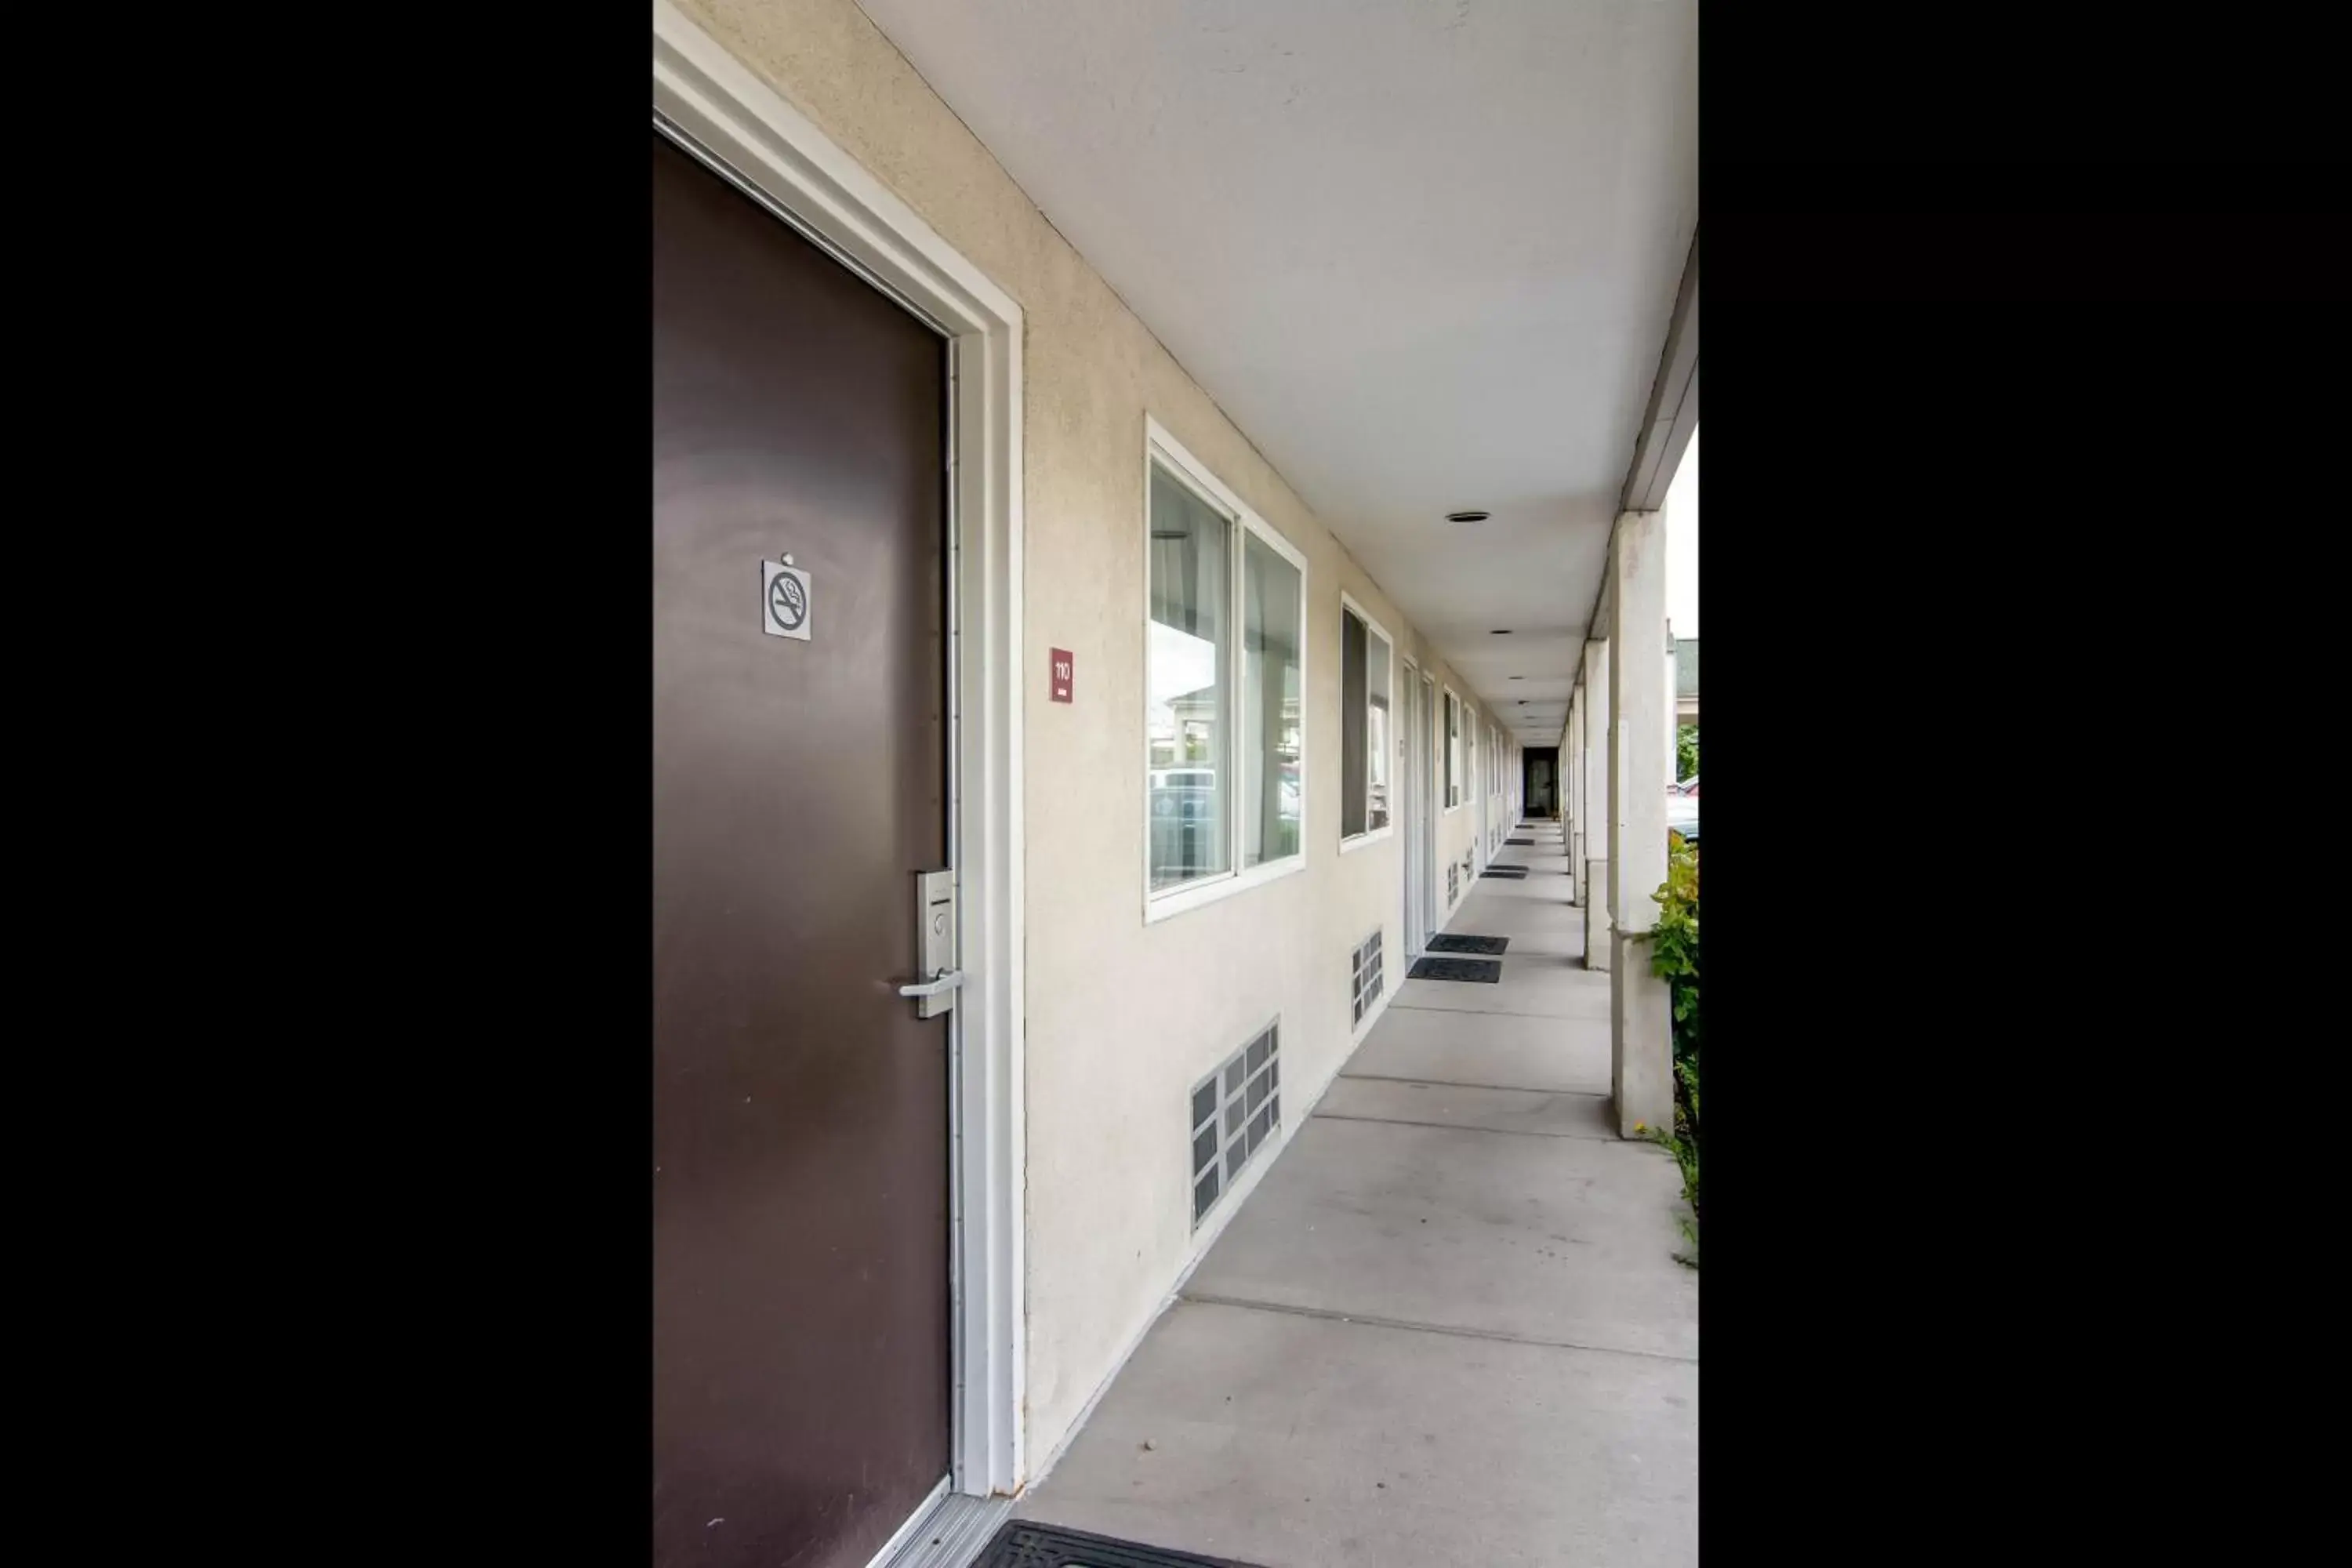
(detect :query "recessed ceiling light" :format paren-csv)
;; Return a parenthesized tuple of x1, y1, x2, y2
(1445, 510, 1490, 524)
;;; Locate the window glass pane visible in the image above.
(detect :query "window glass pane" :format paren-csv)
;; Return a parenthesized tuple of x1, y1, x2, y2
(1367, 626, 1391, 830)
(1240, 531, 1301, 869)
(1148, 463, 1231, 891)
(1340, 612, 1367, 838)
(1446, 694, 1462, 805)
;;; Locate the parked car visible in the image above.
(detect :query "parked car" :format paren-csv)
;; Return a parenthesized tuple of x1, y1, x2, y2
(1665, 774, 1697, 845)
(1149, 767, 1302, 867)
(1150, 768, 1221, 877)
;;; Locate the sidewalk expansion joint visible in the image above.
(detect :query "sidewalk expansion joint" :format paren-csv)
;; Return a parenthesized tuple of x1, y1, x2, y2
(1174, 1291, 1698, 1365)
(1310, 1110, 1620, 1142)
(1337, 1071, 1612, 1099)
(1387, 1002, 1612, 1022)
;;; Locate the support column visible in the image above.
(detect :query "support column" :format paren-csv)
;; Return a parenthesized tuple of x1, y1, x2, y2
(1581, 640, 1611, 971)
(1565, 692, 1582, 901)
(1665, 624, 1682, 786)
(1606, 510, 1673, 1138)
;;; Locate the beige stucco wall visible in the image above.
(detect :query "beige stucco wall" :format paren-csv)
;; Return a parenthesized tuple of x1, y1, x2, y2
(676, 0, 1519, 1478)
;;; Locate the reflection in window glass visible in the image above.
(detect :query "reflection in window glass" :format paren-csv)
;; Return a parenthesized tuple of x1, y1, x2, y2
(1367, 629, 1391, 830)
(1340, 605, 1394, 840)
(1341, 612, 1367, 839)
(1147, 463, 1231, 891)
(1240, 532, 1302, 869)
(1341, 605, 1392, 839)
(1446, 692, 1463, 807)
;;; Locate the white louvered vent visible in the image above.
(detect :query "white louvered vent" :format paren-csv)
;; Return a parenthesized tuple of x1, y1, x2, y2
(1351, 929, 1385, 1026)
(1189, 1022, 1280, 1228)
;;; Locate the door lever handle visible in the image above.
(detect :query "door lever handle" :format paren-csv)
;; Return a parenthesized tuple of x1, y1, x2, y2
(896, 967, 965, 999)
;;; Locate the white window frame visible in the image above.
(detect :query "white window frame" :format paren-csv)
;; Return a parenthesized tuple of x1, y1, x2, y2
(1468, 719, 1480, 844)
(1142, 416, 1309, 924)
(1490, 724, 1504, 851)
(1338, 590, 1398, 854)
(1443, 685, 1465, 814)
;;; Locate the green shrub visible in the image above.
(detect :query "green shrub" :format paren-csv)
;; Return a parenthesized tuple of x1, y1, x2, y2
(1643, 831, 1700, 1264)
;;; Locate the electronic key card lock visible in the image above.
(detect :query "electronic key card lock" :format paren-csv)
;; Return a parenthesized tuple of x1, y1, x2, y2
(896, 869, 964, 1019)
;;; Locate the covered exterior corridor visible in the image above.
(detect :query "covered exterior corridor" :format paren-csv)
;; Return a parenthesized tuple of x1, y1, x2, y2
(651, 3, 1696, 1566)
(1011, 817, 1697, 1567)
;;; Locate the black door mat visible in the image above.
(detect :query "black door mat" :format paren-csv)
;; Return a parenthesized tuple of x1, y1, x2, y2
(1479, 866, 1529, 878)
(1406, 955, 1503, 982)
(975, 1521, 1266, 1567)
(1505, 837, 1535, 845)
(1427, 933, 1509, 955)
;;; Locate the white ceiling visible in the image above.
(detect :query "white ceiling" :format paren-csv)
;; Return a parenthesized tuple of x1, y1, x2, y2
(857, 0, 1697, 742)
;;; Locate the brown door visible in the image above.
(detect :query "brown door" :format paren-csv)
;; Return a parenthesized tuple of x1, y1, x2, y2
(653, 131, 950, 1568)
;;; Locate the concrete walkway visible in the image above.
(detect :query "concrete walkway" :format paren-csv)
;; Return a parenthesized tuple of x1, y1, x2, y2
(1015, 821, 1698, 1566)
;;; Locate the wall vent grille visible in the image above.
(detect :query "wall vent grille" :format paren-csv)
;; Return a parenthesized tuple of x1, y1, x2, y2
(1351, 929, 1385, 1025)
(1189, 1022, 1280, 1228)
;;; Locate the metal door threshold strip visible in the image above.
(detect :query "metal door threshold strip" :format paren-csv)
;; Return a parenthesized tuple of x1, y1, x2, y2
(878, 1491, 1015, 1568)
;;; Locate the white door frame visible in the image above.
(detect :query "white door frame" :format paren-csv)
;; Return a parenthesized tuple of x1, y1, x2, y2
(1423, 672, 1439, 930)
(1472, 720, 1486, 872)
(654, 0, 1028, 1499)
(1401, 659, 1423, 955)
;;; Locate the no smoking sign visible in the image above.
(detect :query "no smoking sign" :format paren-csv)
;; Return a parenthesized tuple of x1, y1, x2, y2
(762, 559, 811, 641)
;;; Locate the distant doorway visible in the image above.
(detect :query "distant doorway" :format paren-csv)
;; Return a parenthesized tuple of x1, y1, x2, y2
(1524, 746, 1560, 818)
